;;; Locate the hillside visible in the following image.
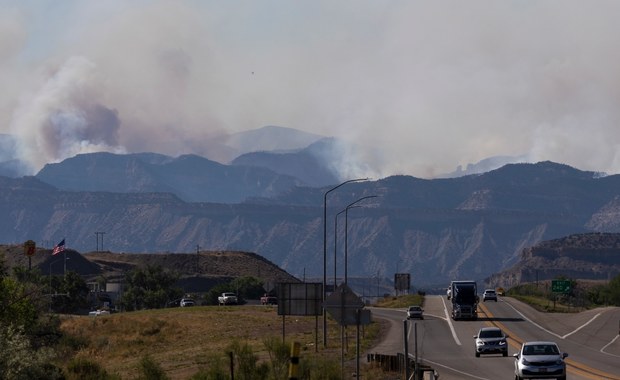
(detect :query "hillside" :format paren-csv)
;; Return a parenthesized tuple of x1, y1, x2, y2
(1, 245, 299, 292)
(486, 233, 620, 288)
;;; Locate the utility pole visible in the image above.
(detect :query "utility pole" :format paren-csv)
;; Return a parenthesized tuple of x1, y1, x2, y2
(196, 245, 200, 273)
(95, 232, 106, 252)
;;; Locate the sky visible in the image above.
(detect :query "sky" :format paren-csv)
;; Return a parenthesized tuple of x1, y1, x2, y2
(2, 0, 620, 179)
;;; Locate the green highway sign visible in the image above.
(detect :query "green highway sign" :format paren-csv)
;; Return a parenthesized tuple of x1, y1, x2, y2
(551, 280, 571, 294)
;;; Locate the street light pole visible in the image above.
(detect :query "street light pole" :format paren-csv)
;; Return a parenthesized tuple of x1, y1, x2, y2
(334, 209, 346, 289)
(322, 178, 368, 347)
(344, 195, 378, 285)
(335, 206, 361, 288)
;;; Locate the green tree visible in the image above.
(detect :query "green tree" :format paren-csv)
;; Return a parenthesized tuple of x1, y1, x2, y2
(0, 266, 47, 332)
(50, 271, 90, 313)
(120, 265, 183, 311)
(205, 276, 266, 305)
(607, 274, 620, 306)
(231, 276, 267, 300)
(0, 254, 64, 379)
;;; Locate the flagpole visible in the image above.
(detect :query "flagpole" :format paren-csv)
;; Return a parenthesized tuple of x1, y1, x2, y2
(63, 239, 67, 279)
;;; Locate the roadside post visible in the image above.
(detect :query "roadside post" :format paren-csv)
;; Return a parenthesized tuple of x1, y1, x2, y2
(288, 341, 300, 380)
(24, 240, 36, 270)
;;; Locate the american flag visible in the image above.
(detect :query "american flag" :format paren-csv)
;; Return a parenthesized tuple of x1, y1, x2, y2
(52, 239, 65, 256)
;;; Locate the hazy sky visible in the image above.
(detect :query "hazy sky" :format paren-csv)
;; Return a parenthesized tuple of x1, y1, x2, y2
(2, 1, 620, 178)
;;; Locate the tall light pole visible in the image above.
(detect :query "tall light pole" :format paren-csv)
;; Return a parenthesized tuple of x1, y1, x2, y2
(322, 178, 368, 347)
(95, 232, 106, 252)
(335, 206, 360, 288)
(344, 195, 378, 285)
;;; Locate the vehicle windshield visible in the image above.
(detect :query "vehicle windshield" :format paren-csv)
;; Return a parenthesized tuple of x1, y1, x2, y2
(454, 285, 477, 303)
(479, 329, 503, 338)
(409, 307, 421, 311)
(523, 344, 559, 355)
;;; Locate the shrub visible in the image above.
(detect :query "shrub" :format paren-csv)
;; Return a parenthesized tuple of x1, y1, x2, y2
(138, 355, 169, 380)
(0, 325, 61, 380)
(263, 336, 290, 380)
(66, 357, 118, 380)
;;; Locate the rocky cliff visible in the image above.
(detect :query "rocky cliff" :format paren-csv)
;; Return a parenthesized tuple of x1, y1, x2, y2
(3, 161, 620, 288)
(485, 233, 620, 288)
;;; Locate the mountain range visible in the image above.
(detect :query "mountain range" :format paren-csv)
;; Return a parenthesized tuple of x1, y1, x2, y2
(3, 126, 620, 289)
(3, 144, 620, 289)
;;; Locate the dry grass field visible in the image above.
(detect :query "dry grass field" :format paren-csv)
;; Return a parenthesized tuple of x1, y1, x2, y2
(59, 304, 385, 379)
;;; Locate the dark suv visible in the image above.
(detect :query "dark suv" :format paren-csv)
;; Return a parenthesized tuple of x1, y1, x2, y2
(474, 327, 508, 357)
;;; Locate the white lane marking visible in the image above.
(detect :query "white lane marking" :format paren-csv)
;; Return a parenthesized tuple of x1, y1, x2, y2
(503, 300, 564, 339)
(562, 313, 600, 339)
(419, 357, 492, 380)
(441, 296, 461, 346)
(600, 334, 620, 357)
(503, 299, 603, 340)
(502, 301, 620, 361)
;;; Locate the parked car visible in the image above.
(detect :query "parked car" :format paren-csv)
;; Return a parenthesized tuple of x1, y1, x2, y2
(260, 293, 278, 305)
(474, 326, 508, 357)
(218, 292, 238, 305)
(406, 305, 424, 319)
(483, 289, 498, 302)
(167, 299, 181, 308)
(88, 309, 110, 316)
(180, 298, 196, 307)
(514, 341, 567, 380)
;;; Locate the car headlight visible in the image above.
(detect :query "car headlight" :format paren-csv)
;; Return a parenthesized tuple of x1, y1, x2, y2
(476, 340, 484, 346)
(498, 340, 506, 346)
(555, 359, 564, 365)
(521, 358, 530, 366)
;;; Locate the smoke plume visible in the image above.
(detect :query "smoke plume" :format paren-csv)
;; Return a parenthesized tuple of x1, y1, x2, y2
(2, 1, 620, 178)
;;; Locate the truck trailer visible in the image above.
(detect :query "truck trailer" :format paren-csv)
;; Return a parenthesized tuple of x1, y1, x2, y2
(450, 280, 478, 320)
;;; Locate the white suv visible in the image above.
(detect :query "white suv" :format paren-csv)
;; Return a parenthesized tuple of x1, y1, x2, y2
(514, 341, 567, 380)
(406, 305, 424, 319)
(180, 298, 196, 307)
(483, 289, 497, 302)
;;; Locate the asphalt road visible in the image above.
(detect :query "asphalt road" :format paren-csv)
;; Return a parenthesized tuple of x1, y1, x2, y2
(368, 296, 620, 380)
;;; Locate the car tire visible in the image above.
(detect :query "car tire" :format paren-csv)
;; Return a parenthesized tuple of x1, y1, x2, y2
(503, 351, 507, 357)
(475, 352, 480, 357)
(557, 377, 566, 380)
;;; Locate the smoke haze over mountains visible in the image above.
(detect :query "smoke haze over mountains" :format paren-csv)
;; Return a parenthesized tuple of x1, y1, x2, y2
(2, 1, 620, 179)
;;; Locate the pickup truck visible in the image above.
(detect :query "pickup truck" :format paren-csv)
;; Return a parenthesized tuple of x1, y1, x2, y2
(260, 293, 277, 305)
(218, 292, 238, 305)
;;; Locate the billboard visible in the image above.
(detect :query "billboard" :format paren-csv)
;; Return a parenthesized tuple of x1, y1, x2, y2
(394, 273, 410, 292)
(277, 282, 323, 316)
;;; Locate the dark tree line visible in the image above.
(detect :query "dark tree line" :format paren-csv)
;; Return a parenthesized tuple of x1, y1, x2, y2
(0, 254, 64, 379)
(119, 265, 183, 311)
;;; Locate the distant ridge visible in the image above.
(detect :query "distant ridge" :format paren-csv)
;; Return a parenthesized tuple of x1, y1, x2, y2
(35, 152, 305, 203)
(4, 160, 620, 287)
(486, 233, 620, 288)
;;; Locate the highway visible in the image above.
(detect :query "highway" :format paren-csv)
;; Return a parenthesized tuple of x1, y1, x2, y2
(369, 296, 620, 379)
